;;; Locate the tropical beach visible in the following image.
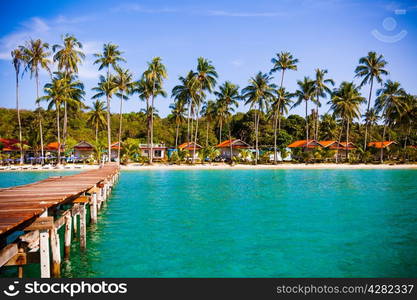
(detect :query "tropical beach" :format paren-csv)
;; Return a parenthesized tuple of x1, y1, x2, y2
(0, 0, 417, 290)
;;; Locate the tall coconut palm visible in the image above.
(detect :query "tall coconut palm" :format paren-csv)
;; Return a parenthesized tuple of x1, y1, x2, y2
(52, 34, 85, 153)
(169, 100, 186, 148)
(37, 72, 84, 164)
(94, 43, 125, 162)
(113, 66, 135, 164)
(172, 71, 195, 144)
(87, 100, 107, 143)
(135, 77, 153, 152)
(190, 57, 217, 163)
(292, 77, 316, 146)
(201, 100, 217, 146)
(20, 39, 51, 164)
(313, 69, 334, 140)
(270, 87, 293, 163)
(355, 51, 388, 150)
(363, 108, 380, 143)
(144, 57, 167, 164)
(375, 80, 406, 162)
(400, 94, 417, 151)
(329, 82, 365, 161)
(242, 72, 276, 164)
(270, 51, 298, 88)
(92, 75, 118, 160)
(11, 48, 25, 165)
(214, 81, 240, 161)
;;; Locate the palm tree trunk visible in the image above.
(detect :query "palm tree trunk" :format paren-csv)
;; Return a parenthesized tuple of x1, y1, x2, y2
(380, 124, 387, 163)
(346, 119, 349, 162)
(57, 105, 61, 165)
(336, 120, 344, 163)
(146, 97, 150, 160)
(150, 95, 155, 164)
(255, 108, 259, 165)
(315, 94, 320, 140)
(117, 92, 124, 165)
(63, 101, 68, 155)
(186, 101, 191, 142)
(219, 118, 223, 142)
(16, 71, 23, 165)
(106, 69, 111, 163)
(36, 74, 45, 165)
(175, 120, 180, 149)
(364, 78, 374, 150)
(95, 124, 98, 144)
(192, 100, 201, 164)
(305, 100, 309, 143)
(228, 118, 233, 164)
(206, 121, 209, 147)
(273, 113, 277, 164)
(280, 70, 285, 89)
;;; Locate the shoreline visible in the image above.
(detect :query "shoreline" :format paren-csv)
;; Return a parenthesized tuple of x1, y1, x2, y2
(1, 163, 417, 172)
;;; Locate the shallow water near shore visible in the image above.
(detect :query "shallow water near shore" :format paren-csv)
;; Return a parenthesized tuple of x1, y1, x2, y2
(1, 169, 417, 277)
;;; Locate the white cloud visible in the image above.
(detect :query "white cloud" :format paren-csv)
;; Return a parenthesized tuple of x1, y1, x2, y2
(112, 3, 178, 14)
(231, 59, 244, 67)
(207, 10, 285, 17)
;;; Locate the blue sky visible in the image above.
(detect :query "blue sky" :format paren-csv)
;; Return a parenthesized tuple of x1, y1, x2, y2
(0, 0, 416, 117)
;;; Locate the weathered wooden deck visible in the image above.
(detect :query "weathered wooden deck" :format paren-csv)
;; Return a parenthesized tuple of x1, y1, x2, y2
(0, 164, 119, 278)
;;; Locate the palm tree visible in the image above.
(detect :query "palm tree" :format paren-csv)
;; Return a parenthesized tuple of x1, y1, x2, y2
(355, 51, 388, 150)
(87, 100, 107, 143)
(270, 87, 293, 163)
(313, 69, 334, 140)
(270, 51, 298, 88)
(190, 57, 217, 163)
(94, 43, 125, 161)
(134, 76, 153, 153)
(20, 39, 51, 164)
(375, 80, 406, 162)
(214, 81, 240, 161)
(169, 100, 186, 148)
(242, 72, 276, 164)
(329, 82, 366, 161)
(92, 75, 118, 160)
(200, 100, 216, 146)
(292, 77, 316, 146)
(144, 57, 168, 164)
(363, 108, 380, 143)
(52, 34, 85, 152)
(114, 66, 135, 164)
(38, 72, 84, 164)
(11, 48, 25, 165)
(172, 71, 195, 144)
(400, 94, 417, 151)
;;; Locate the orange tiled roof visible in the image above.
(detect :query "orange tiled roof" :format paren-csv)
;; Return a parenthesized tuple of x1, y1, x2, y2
(318, 141, 337, 147)
(288, 140, 319, 148)
(0, 138, 28, 151)
(178, 142, 202, 150)
(368, 141, 395, 149)
(216, 139, 250, 149)
(45, 142, 60, 150)
(111, 142, 121, 149)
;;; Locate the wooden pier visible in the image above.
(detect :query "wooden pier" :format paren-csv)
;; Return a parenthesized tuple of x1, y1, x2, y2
(0, 164, 119, 278)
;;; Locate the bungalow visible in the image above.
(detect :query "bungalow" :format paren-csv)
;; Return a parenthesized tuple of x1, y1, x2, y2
(319, 140, 357, 160)
(110, 142, 121, 161)
(73, 141, 95, 160)
(368, 141, 396, 149)
(216, 139, 251, 160)
(288, 139, 322, 150)
(0, 138, 28, 152)
(178, 142, 202, 160)
(139, 143, 167, 161)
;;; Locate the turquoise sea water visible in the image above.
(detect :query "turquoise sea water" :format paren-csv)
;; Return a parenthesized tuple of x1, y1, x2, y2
(1, 169, 417, 277)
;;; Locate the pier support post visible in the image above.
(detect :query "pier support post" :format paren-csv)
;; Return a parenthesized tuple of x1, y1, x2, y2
(64, 213, 72, 259)
(50, 228, 61, 277)
(97, 188, 103, 210)
(90, 193, 97, 224)
(73, 214, 78, 237)
(80, 204, 87, 250)
(39, 211, 50, 278)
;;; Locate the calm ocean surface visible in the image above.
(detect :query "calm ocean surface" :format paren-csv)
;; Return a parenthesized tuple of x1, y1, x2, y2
(1, 169, 417, 277)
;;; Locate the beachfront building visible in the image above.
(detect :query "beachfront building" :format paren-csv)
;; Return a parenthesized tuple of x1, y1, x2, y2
(216, 139, 251, 160)
(110, 142, 121, 161)
(0, 138, 30, 164)
(139, 143, 168, 161)
(368, 141, 397, 160)
(73, 141, 95, 160)
(288, 140, 357, 161)
(288, 140, 322, 151)
(178, 142, 202, 161)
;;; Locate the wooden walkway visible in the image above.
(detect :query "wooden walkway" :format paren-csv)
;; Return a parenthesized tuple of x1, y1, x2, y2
(0, 164, 119, 277)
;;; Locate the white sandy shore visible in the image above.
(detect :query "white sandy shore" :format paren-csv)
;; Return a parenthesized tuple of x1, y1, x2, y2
(0, 164, 99, 172)
(120, 163, 417, 170)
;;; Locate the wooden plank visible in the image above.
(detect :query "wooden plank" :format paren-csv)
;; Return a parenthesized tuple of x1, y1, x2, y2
(50, 228, 61, 277)
(73, 196, 89, 204)
(4, 252, 27, 266)
(0, 243, 18, 267)
(80, 204, 87, 249)
(64, 213, 72, 259)
(25, 217, 54, 231)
